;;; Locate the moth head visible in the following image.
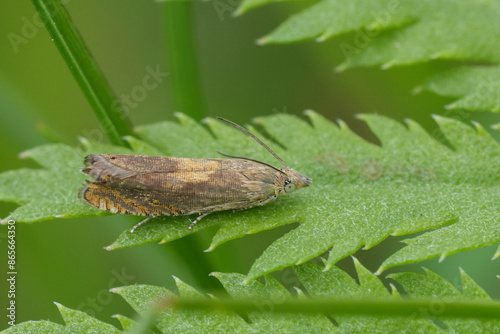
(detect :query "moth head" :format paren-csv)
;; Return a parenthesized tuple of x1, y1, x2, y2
(216, 117, 312, 195)
(281, 169, 312, 194)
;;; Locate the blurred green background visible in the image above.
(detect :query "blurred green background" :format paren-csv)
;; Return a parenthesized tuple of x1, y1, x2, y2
(1, 0, 499, 328)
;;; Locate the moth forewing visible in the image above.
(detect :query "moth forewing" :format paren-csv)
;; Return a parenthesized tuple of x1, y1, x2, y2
(79, 118, 312, 232)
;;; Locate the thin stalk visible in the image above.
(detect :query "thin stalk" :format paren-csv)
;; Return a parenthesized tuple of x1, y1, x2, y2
(163, 3, 213, 292)
(31, 0, 133, 147)
(170, 297, 500, 319)
(165, 2, 205, 120)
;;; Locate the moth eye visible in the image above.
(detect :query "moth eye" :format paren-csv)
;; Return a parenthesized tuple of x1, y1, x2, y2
(284, 182, 296, 193)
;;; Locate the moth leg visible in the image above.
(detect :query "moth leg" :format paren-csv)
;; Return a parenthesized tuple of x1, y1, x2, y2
(232, 195, 277, 213)
(188, 212, 211, 230)
(257, 195, 277, 207)
(130, 215, 154, 233)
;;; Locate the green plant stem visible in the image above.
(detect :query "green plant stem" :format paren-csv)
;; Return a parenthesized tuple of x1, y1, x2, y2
(170, 297, 500, 319)
(165, 2, 205, 120)
(163, 3, 212, 291)
(31, 0, 133, 147)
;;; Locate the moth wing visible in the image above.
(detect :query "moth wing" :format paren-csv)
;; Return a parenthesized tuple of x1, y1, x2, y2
(81, 155, 279, 215)
(82, 154, 213, 187)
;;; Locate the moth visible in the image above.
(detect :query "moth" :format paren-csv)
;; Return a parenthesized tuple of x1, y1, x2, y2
(79, 118, 311, 232)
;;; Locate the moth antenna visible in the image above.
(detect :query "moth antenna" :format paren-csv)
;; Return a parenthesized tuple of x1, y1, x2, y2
(217, 117, 290, 169)
(217, 151, 287, 176)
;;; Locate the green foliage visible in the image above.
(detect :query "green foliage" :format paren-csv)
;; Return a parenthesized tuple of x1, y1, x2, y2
(5, 263, 499, 333)
(3, 303, 121, 334)
(2, 1, 500, 331)
(239, 0, 500, 112)
(421, 66, 500, 112)
(1, 113, 499, 280)
(0, 141, 131, 223)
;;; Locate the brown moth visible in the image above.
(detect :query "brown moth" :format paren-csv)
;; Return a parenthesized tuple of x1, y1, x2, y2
(79, 118, 311, 232)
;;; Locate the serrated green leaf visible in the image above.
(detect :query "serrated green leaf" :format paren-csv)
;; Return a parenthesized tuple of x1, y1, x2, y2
(255, 0, 500, 67)
(245, 112, 500, 279)
(421, 66, 500, 112)
(113, 281, 251, 334)
(1, 113, 500, 280)
(57, 302, 121, 333)
(241, 0, 500, 113)
(255, 0, 413, 44)
(391, 268, 500, 333)
(1, 321, 65, 334)
(334, 0, 500, 70)
(214, 272, 335, 332)
(8, 266, 500, 333)
(0, 142, 132, 223)
(111, 314, 142, 332)
(2, 304, 121, 333)
(296, 262, 443, 333)
(236, 0, 299, 16)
